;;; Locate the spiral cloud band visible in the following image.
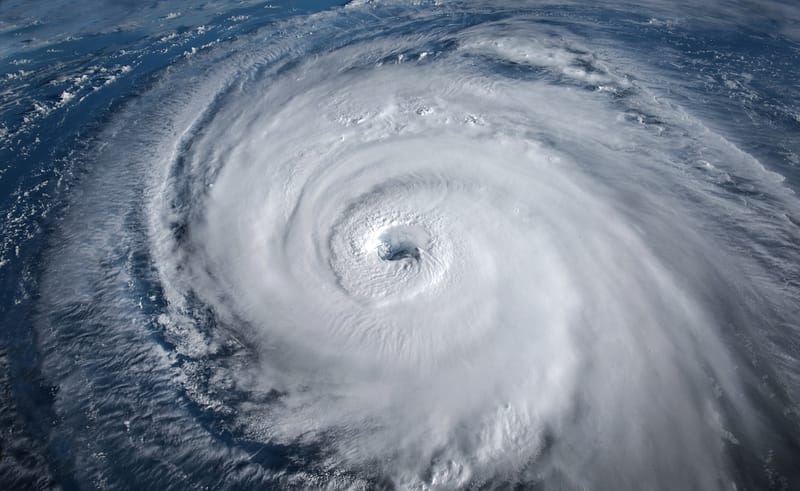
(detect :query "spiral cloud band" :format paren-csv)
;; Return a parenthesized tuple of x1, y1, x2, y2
(3, 0, 799, 489)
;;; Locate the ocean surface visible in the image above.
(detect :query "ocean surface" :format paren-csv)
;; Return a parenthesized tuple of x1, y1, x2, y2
(1, 1, 799, 489)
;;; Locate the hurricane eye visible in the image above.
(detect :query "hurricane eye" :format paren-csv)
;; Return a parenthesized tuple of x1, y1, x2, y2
(376, 226, 422, 262)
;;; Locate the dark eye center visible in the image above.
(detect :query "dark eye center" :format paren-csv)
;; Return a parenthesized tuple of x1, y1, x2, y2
(375, 226, 423, 262)
(377, 240, 420, 261)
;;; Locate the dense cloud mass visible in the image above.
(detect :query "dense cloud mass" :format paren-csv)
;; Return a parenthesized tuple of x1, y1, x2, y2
(1, 1, 799, 489)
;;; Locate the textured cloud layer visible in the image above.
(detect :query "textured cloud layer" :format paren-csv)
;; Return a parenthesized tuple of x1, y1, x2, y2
(19, 2, 800, 489)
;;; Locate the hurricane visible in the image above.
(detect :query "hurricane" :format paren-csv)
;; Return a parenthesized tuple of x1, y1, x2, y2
(1, 0, 799, 489)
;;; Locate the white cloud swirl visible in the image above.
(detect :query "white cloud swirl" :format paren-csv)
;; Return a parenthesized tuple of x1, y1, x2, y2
(28, 3, 800, 489)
